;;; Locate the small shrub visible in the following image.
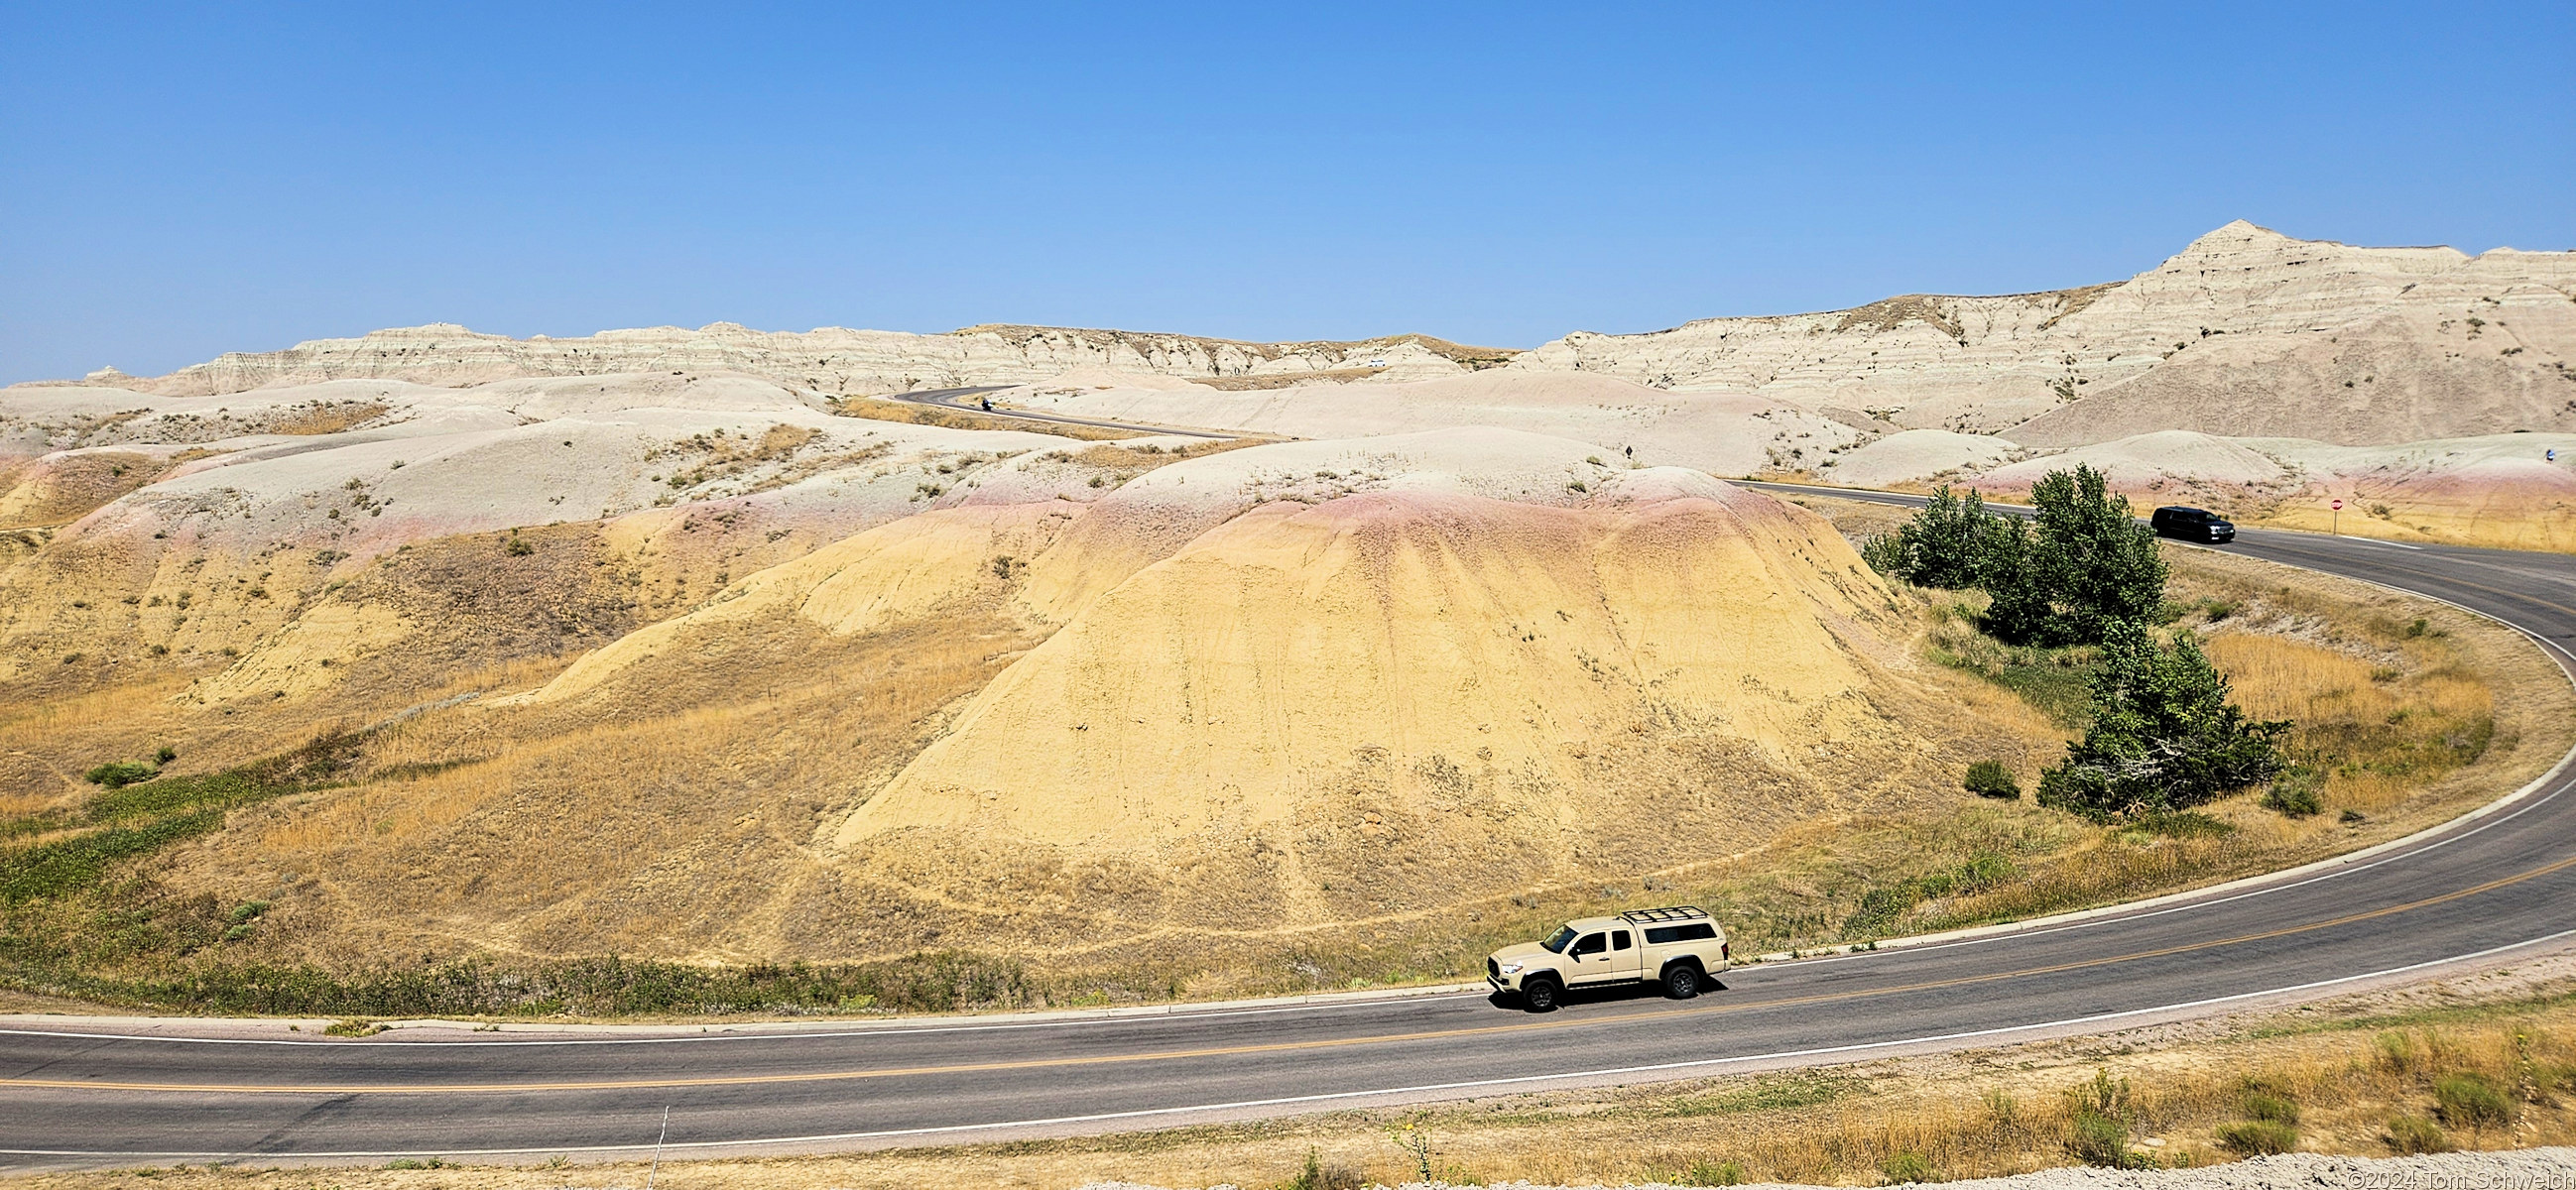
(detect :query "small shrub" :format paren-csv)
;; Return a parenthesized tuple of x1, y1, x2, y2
(1963, 760, 2021, 799)
(2065, 1069, 2152, 1168)
(1386, 1123, 1434, 1183)
(2067, 1111, 2146, 1168)
(2376, 1030, 2422, 1076)
(2385, 1115, 2451, 1154)
(2216, 1120, 2298, 1155)
(2241, 1090, 2300, 1125)
(504, 536, 534, 556)
(1879, 1150, 1940, 1184)
(324, 1018, 384, 1038)
(2132, 810, 2234, 838)
(1282, 1146, 1364, 1190)
(1680, 1159, 1747, 1187)
(154, 745, 178, 765)
(82, 762, 159, 789)
(2434, 1072, 2513, 1129)
(2262, 769, 2324, 818)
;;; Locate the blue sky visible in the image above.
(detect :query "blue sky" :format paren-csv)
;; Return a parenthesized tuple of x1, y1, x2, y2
(4, 2, 2570, 384)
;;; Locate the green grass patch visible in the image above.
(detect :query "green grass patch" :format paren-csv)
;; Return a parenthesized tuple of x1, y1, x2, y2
(1669, 1073, 1868, 1118)
(0, 731, 364, 906)
(1926, 615, 2099, 728)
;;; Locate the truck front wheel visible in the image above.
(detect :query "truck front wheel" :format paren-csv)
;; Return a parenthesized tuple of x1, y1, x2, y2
(1521, 975, 1561, 1012)
(1661, 963, 1702, 1000)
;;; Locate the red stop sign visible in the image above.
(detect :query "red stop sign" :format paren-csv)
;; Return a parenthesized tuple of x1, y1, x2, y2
(2331, 499, 2344, 511)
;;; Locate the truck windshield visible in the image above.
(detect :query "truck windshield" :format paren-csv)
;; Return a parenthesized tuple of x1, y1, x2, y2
(1540, 925, 1577, 953)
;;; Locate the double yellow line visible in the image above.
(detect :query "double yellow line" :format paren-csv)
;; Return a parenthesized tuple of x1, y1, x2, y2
(11, 849, 2574, 1097)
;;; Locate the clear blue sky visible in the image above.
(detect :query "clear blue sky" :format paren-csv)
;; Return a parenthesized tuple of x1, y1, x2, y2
(4, 2, 2570, 384)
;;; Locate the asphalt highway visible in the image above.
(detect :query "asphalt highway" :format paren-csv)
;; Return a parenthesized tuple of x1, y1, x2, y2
(3, 481, 2572, 1167)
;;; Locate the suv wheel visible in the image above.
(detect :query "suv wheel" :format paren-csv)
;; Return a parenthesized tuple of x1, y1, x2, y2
(1521, 975, 1561, 1013)
(1662, 964, 1701, 1000)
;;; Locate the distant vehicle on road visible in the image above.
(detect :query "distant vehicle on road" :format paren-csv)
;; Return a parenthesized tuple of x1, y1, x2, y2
(1487, 905, 1729, 1012)
(2150, 505, 2237, 542)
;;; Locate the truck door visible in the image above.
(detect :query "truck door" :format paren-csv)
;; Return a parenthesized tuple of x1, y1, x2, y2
(1566, 931, 1614, 985)
(1608, 928, 1642, 980)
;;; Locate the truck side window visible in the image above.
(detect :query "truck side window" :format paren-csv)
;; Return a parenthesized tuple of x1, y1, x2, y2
(1611, 930, 1633, 950)
(1572, 932, 1606, 957)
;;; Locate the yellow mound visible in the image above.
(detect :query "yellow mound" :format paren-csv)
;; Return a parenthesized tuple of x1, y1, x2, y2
(514, 503, 1080, 705)
(836, 484, 1903, 853)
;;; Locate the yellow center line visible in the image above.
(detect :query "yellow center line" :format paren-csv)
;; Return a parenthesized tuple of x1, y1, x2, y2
(13, 851, 2575, 1097)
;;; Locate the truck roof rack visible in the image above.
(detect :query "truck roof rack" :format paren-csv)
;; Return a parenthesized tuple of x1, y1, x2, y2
(1618, 905, 1709, 924)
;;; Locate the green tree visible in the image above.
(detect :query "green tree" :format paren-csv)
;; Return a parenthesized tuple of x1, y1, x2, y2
(2037, 621, 2289, 818)
(1985, 465, 2166, 646)
(1858, 485, 2023, 590)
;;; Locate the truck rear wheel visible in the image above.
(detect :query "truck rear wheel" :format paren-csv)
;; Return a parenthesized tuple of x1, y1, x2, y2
(1662, 963, 1702, 1000)
(1521, 975, 1561, 1012)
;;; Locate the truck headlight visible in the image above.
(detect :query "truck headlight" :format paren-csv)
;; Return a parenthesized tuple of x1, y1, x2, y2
(1497, 961, 1525, 975)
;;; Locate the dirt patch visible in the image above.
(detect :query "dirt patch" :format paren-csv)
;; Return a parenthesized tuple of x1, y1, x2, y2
(832, 396, 1141, 440)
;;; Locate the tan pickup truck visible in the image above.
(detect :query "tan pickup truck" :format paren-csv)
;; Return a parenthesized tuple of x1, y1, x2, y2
(1486, 905, 1729, 1012)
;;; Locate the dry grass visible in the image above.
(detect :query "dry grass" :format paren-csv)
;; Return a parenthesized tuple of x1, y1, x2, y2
(831, 395, 1141, 440)
(2251, 499, 2576, 555)
(161, 611, 1041, 968)
(267, 402, 391, 436)
(2205, 631, 2493, 815)
(1192, 366, 1391, 389)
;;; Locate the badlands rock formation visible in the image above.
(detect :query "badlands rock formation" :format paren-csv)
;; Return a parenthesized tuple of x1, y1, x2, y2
(23, 221, 2568, 552)
(993, 370, 1864, 477)
(0, 364, 2052, 967)
(44, 222, 2567, 453)
(1515, 221, 2576, 445)
(69, 325, 1514, 398)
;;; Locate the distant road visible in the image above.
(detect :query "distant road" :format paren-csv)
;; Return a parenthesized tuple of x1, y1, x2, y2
(885, 385, 1235, 439)
(3, 482, 2573, 1168)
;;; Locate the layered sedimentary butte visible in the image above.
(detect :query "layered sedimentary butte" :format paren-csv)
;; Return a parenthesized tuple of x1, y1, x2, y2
(79, 325, 1516, 398)
(1510, 222, 2576, 445)
(41, 222, 2573, 452)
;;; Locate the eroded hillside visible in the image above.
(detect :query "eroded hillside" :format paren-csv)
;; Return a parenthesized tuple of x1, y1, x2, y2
(0, 369, 2086, 992)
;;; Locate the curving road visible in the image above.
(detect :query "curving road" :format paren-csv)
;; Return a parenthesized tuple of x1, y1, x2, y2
(1, 481, 2572, 1168)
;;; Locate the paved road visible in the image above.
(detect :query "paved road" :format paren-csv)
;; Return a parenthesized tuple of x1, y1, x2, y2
(887, 385, 1235, 439)
(3, 484, 2573, 1167)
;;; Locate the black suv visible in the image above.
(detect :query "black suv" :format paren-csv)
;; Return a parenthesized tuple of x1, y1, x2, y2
(2150, 506, 2236, 542)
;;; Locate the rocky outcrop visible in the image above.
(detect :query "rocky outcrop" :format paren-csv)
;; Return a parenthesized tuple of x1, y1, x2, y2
(36, 222, 2573, 448)
(1510, 222, 2576, 445)
(61, 323, 1515, 399)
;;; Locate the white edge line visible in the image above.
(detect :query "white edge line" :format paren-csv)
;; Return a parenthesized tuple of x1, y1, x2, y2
(16, 926, 2576, 1162)
(0, 989, 1495, 1049)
